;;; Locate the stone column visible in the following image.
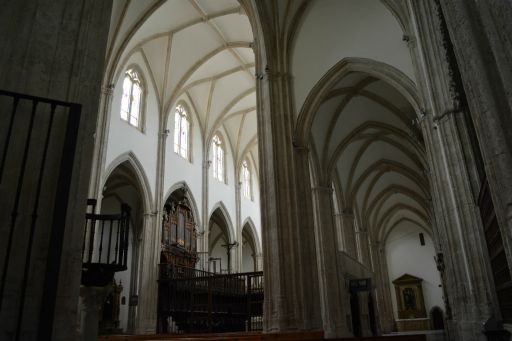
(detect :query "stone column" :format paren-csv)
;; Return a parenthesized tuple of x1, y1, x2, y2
(235, 180, 243, 273)
(408, 2, 498, 339)
(338, 210, 357, 258)
(425, 113, 494, 340)
(135, 212, 159, 334)
(135, 127, 166, 334)
(0, 1, 112, 340)
(311, 185, 351, 338)
(333, 214, 345, 252)
(438, 0, 512, 277)
(253, 55, 322, 334)
(355, 227, 371, 268)
(79, 286, 109, 341)
(201, 160, 210, 271)
(371, 242, 393, 333)
(88, 83, 115, 201)
(255, 253, 263, 272)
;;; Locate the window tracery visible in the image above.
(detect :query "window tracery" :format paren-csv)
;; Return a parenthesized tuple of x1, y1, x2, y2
(174, 104, 190, 160)
(121, 69, 143, 128)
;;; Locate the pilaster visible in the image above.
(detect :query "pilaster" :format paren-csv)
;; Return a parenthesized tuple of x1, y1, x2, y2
(0, 2, 113, 340)
(201, 160, 210, 271)
(338, 210, 357, 259)
(438, 0, 512, 299)
(408, 1, 499, 339)
(79, 286, 109, 341)
(135, 212, 159, 334)
(311, 185, 351, 338)
(235, 180, 243, 273)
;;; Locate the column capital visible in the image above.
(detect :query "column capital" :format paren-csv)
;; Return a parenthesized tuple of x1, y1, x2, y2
(341, 208, 354, 217)
(402, 34, 417, 49)
(101, 84, 114, 95)
(292, 141, 309, 153)
(260, 64, 293, 81)
(311, 185, 333, 193)
(433, 106, 464, 122)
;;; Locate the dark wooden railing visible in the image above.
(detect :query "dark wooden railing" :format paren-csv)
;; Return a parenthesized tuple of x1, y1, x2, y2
(158, 264, 263, 334)
(81, 199, 131, 286)
(0, 89, 81, 340)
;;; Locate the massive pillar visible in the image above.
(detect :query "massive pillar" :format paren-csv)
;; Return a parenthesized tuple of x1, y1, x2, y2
(0, 1, 112, 340)
(247, 1, 323, 333)
(311, 184, 351, 338)
(136, 212, 159, 334)
(409, 1, 498, 339)
(256, 67, 322, 332)
(438, 1, 512, 274)
(370, 241, 394, 333)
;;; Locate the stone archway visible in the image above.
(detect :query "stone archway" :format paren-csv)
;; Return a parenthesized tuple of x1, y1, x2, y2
(100, 160, 149, 334)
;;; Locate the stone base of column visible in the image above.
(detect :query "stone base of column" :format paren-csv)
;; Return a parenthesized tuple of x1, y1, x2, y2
(79, 286, 110, 341)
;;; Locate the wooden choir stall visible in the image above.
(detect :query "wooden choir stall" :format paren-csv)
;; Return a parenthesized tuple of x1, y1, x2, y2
(157, 189, 263, 334)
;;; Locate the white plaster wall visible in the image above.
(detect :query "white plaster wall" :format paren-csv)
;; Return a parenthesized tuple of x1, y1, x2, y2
(292, 0, 416, 114)
(240, 168, 262, 242)
(208, 128, 237, 236)
(385, 223, 444, 320)
(242, 238, 255, 272)
(209, 223, 229, 273)
(105, 55, 262, 278)
(163, 96, 204, 220)
(105, 53, 159, 195)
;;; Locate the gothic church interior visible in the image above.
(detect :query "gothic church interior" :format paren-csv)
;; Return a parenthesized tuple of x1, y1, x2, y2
(1, 1, 512, 341)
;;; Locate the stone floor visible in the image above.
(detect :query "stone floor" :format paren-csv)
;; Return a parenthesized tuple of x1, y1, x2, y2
(383, 330, 445, 341)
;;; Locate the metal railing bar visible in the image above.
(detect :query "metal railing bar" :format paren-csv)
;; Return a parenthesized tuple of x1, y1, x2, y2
(107, 219, 114, 264)
(0, 96, 19, 181)
(98, 220, 106, 263)
(0, 90, 79, 108)
(37, 103, 81, 341)
(16, 103, 57, 339)
(0, 100, 38, 311)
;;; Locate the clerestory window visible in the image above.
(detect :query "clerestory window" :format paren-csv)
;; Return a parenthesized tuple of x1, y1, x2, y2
(212, 134, 225, 182)
(241, 160, 251, 199)
(120, 69, 143, 129)
(173, 104, 190, 160)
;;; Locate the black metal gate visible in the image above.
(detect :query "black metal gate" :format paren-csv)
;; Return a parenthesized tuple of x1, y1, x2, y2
(0, 90, 81, 340)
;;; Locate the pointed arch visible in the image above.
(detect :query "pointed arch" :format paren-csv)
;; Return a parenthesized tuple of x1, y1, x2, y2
(163, 181, 202, 230)
(209, 201, 236, 244)
(103, 151, 153, 214)
(294, 57, 421, 147)
(242, 217, 262, 255)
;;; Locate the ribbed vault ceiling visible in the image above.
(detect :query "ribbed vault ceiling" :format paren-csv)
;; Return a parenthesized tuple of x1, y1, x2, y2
(107, 0, 258, 170)
(311, 71, 430, 243)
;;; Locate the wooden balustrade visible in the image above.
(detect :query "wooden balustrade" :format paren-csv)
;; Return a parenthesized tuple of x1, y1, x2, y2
(158, 265, 264, 334)
(81, 200, 131, 287)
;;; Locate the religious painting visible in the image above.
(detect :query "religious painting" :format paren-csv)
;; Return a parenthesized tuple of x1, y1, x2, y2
(392, 274, 427, 319)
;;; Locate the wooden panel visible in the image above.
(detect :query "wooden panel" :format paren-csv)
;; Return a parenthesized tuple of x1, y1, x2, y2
(478, 180, 512, 323)
(99, 331, 427, 341)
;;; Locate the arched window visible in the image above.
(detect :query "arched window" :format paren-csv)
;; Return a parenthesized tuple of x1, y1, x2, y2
(241, 160, 251, 199)
(212, 134, 225, 182)
(173, 104, 190, 160)
(120, 69, 143, 128)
